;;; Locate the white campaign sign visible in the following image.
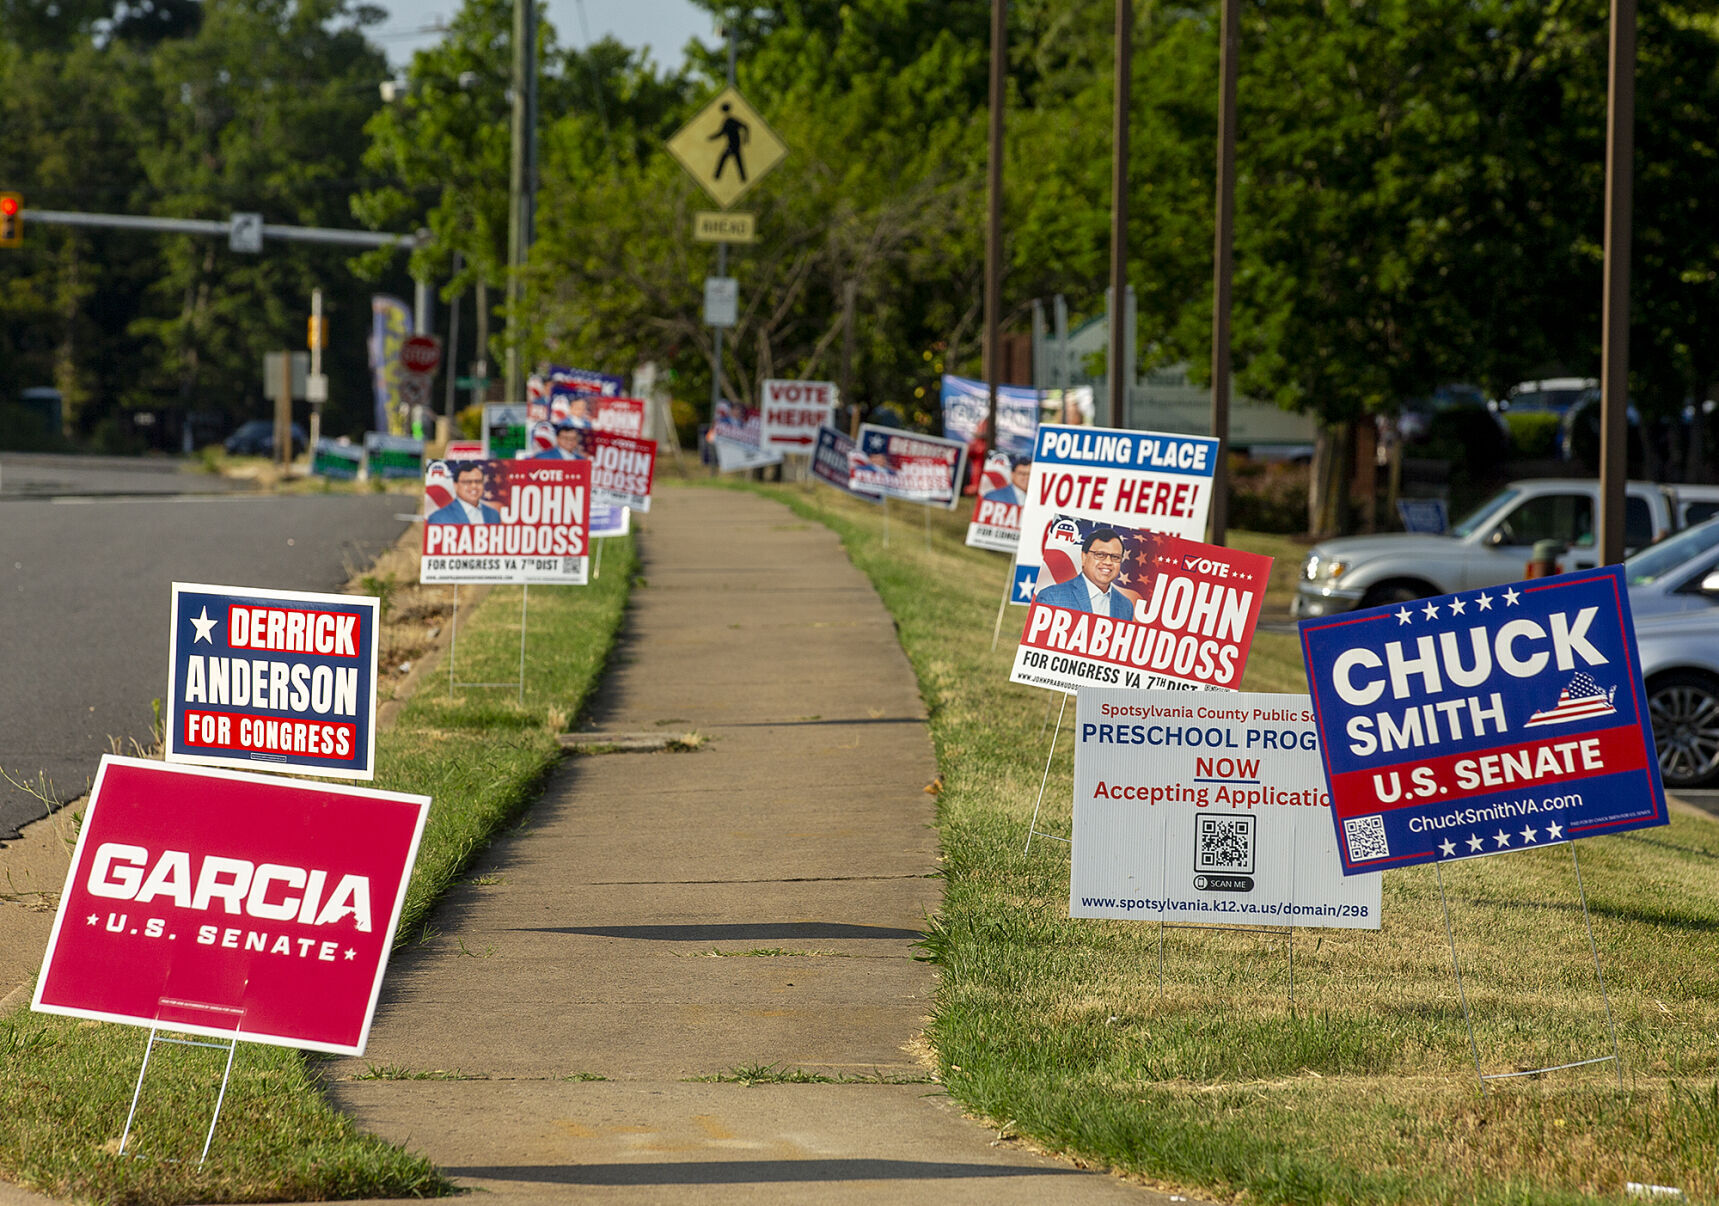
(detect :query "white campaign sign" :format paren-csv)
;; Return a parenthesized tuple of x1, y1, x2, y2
(759, 379, 836, 451)
(1071, 689, 1381, 930)
(1010, 425, 1218, 606)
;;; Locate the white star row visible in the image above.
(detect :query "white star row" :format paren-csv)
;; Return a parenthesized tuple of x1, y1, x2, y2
(1397, 586, 1521, 625)
(1436, 818, 1565, 857)
(82, 913, 361, 959)
(189, 606, 219, 643)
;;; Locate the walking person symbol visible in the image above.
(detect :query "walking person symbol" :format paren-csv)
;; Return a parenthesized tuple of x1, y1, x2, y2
(710, 102, 749, 182)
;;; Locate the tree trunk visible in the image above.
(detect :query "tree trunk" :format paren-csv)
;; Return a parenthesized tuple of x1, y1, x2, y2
(1307, 420, 1354, 539)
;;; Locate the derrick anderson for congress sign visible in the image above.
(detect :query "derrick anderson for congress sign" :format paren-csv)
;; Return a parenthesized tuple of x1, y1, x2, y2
(1299, 565, 1668, 875)
(34, 756, 428, 1055)
(167, 583, 380, 780)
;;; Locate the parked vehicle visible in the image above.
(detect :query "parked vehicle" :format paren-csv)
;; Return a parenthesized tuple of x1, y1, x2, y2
(1491, 377, 1598, 419)
(1292, 478, 1684, 618)
(1625, 517, 1719, 787)
(224, 419, 307, 457)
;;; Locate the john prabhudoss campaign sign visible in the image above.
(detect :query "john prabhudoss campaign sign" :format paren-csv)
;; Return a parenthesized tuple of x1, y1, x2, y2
(1299, 565, 1669, 875)
(1010, 516, 1272, 694)
(34, 756, 428, 1055)
(421, 458, 591, 584)
(1071, 690, 1381, 929)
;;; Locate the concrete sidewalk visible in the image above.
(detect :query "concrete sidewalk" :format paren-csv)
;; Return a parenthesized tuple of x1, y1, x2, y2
(327, 487, 1160, 1203)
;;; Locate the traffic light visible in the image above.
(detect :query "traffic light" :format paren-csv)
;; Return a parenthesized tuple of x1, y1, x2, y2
(307, 315, 328, 350)
(0, 194, 20, 248)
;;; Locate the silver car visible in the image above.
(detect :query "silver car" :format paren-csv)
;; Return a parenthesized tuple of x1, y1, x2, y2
(1627, 518, 1719, 787)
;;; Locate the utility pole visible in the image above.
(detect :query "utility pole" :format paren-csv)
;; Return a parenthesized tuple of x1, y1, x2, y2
(1598, 0, 1635, 566)
(308, 287, 326, 455)
(1107, 0, 1132, 429)
(1208, 0, 1240, 547)
(840, 279, 858, 436)
(709, 27, 737, 419)
(505, 0, 536, 405)
(444, 250, 463, 446)
(983, 0, 1006, 450)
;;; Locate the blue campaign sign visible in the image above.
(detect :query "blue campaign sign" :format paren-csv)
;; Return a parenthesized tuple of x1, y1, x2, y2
(1300, 565, 1667, 874)
(166, 583, 381, 781)
(940, 373, 1039, 457)
(1396, 498, 1448, 534)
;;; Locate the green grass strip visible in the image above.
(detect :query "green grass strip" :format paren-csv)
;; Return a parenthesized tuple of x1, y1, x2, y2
(0, 536, 637, 1205)
(735, 479, 1719, 1206)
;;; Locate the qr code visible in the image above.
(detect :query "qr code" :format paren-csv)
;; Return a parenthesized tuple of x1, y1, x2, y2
(562, 557, 582, 575)
(1343, 814, 1391, 861)
(1195, 814, 1255, 874)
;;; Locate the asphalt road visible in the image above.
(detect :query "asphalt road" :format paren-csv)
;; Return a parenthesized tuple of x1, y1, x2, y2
(0, 454, 410, 838)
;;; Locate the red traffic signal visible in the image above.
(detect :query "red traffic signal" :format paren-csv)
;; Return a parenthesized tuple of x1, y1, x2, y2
(0, 193, 20, 247)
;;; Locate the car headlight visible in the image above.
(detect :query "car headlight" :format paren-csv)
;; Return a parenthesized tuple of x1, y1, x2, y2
(1302, 555, 1349, 583)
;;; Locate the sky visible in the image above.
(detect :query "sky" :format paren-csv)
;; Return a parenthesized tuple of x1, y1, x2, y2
(369, 0, 716, 72)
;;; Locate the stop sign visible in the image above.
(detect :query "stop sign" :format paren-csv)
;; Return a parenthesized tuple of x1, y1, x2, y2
(400, 335, 442, 375)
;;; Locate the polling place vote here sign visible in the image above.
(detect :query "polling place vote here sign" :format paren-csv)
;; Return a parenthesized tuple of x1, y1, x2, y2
(1299, 566, 1668, 875)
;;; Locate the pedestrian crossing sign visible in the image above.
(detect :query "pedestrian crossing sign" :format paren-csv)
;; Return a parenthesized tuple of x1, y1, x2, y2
(665, 87, 788, 210)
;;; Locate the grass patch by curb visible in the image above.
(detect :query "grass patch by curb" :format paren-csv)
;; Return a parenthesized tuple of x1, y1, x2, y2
(733, 479, 1719, 1205)
(0, 535, 638, 1205)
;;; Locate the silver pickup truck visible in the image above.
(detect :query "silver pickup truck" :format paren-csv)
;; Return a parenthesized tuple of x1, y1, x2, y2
(1292, 478, 1719, 618)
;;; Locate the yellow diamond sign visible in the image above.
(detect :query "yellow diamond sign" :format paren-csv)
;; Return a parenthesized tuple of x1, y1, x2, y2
(665, 87, 788, 210)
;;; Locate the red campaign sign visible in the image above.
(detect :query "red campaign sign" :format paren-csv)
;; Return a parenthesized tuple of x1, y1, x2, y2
(585, 430, 657, 512)
(965, 451, 1027, 554)
(1009, 520, 1272, 694)
(34, 756, 428, 1055)
(541, 392, 647, 437)
(399, 335, 442, 376)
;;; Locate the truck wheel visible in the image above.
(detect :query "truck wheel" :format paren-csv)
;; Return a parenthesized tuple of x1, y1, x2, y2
(1360, 581, 1433, 609)
(1647, 671, 1719, 789)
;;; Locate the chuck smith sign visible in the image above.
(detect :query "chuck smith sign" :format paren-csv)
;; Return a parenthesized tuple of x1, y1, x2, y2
(1299, 566, 1667, 875)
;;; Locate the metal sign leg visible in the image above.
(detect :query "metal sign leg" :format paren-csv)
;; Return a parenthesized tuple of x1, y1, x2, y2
(1437, 861, 1488, 1091)
(447, 584, 460, 695)
(882, 496, 890, 546)
(922, 499, 931, 552)
(991, 566, 1014, 652)
(1025, 692, 1071, 854)
(1572, 841, 1625, 1089)
(518, 585, 529, 705)
(119, 1027, 240, 1165)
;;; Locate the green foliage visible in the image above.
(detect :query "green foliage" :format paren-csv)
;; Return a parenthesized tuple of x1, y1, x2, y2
(1504, 411, 1564, 460)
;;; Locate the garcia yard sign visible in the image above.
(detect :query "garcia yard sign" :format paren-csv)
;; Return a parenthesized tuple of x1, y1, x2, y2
(1071, 690, 1381, 929)
(34, 756, 428, 1055)
(1299, 565, 1668, 874)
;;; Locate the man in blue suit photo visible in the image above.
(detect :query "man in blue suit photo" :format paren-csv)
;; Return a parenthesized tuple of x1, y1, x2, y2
(1034, 529, 1134, 618)
(533, 422, 589, 460)
(982, 457, 1031, 506)
(428, 463, 502, 524)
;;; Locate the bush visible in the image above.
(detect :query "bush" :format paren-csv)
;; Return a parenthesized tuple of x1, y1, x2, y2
(1503, 411, 1562, 459)
(1421, 406, 1507, 471)
(1229, 457, 1310, 533)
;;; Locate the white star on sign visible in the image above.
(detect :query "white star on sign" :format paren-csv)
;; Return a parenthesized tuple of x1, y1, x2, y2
(1467, 834, 1485, 852)
(1015, 579, 1035, 602)
(86, 913, 99, 926)
(1521, 825, 1539, 843)
(1494, 829, 1512, 848)
(1439, 839, 1457, 857)
(1448, 597, 1467, 616)
(190, 606, 218, 644)
(344, 948, 357, 961)
(1397, 607, 1414, 625)
(1422, 601, 1441, 620)
(1476, 592, 1494, 611)
(1503, 587, 1521, 607)
(1546, 820, 1564, 840)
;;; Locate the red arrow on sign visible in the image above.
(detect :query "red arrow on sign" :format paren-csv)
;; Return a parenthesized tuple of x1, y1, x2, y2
(772, 435, 817, 447)
(400, 334, 443, 376)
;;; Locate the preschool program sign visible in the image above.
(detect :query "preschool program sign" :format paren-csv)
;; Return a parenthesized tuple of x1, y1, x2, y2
(1072, 690, 1381, 929)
